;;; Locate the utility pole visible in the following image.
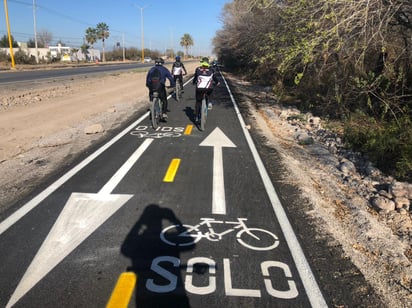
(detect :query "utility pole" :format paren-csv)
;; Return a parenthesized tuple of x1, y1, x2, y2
(134, 4, 149, 63)
(3, 0, 16, 69)
(122, 33, 125, 62)
(33, 0, 39, 63)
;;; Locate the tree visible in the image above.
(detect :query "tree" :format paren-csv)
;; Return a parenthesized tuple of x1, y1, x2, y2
(27, 38, 44, 48)
(80, 43, 90, 62)
(38, 30, 53, 47)
(213, 0, 412, 180)
(180, 34, 194, 59)
(95, 22, 110, 62)
(0, 35, 18, 48)
(85, 27, 97, 48)
(71, 48, 79, 61)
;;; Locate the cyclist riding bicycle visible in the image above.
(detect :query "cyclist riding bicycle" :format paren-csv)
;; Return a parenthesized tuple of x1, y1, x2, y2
(192, 57, 219, 122)
(146, 58, 175, 118)
(171, 56, 187, 92)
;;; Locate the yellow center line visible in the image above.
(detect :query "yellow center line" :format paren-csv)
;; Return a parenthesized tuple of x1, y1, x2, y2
(106, 272, 137, 308)
(184, 124, 193, 135)
(163, 158, 181, 182)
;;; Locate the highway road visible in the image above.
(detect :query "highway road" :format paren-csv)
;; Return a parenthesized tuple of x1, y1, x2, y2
(0, 62, 152, 86)
(0, 69, 328, 307)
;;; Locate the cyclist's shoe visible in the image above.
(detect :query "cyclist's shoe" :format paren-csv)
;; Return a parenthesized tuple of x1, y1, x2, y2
(162, 113, 168, 118)
(208, 102, 213, 110)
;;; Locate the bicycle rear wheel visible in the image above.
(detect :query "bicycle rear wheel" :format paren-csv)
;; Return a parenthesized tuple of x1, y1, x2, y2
(150, 96, 161, 129)
(175, 83, 181, 101)
(200, 96, 208, 131)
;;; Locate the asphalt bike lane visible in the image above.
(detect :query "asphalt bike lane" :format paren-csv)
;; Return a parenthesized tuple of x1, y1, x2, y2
(0, 72, 328, 307)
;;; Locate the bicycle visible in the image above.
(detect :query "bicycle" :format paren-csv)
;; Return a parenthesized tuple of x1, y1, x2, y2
(149, 90, 164, 129)
(173, 74, 185, 101)
(194, 91, 209, 131)
(175, 80, 182, 101)
(160, 217, 280, 251)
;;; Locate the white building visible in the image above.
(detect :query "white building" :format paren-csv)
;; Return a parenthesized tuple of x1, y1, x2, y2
(1, 43, 100, 62)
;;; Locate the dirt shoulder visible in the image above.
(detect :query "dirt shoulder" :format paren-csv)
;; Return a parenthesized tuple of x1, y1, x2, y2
(0, 62, 199, 211)
(0, 64, 411, 307)
(225, 76, 412, 307)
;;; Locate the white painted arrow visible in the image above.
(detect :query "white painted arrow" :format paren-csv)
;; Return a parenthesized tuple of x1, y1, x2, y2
(200, 127, 236, 215)
(6, 138, 153, 308)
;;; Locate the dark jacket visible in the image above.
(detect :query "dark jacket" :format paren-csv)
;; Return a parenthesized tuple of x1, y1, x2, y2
(146, 64, 175, 88)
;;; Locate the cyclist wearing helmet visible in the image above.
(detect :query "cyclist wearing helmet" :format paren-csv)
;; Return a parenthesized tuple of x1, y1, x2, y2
(192, 57, 219, 122)
(146, 58, 175, 118)
(171, 56, 187, 92)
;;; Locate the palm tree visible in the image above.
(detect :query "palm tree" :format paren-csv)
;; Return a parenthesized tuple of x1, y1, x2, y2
(180, 34, 194, 59)
(96, 22, 110, 62)
(85, 27, 97, 48)
(80, 43, 90, 62)
(71, 48, 79, 62)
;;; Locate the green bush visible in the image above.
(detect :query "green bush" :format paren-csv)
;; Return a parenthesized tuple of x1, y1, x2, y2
(14, 49, 36, 64)
(0, 50, 8, 62)
(344, 113, 412, 181)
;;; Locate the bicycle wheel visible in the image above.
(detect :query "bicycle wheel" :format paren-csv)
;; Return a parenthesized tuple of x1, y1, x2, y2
(160, 224, 201, 247)
(150, 96, 161, 129)
(200, 95, 208, 131)
(236, 228, 280, 251)
(175, 82, 181, 101)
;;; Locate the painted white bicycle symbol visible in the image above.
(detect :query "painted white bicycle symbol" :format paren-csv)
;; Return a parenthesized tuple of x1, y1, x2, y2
(160, 218, 280, 251)
(130, 131, 182, 138)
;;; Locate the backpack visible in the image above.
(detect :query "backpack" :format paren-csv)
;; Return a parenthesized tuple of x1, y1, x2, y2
(150, 67, 161, 91)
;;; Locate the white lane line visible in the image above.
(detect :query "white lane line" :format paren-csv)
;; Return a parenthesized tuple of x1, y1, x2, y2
(6, 139, 153, 308)
(99, 138, 153, 194)
(220, 72, 328, 308)
(0, 112, 149, 235)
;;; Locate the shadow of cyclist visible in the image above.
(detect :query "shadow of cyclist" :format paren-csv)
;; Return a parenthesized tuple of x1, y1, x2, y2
(121, 204, 194, 308)
(183, 106, 196, 123)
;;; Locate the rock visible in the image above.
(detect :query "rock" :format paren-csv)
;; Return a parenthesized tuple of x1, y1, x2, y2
(339, 160, 357, 175)
(84, 124, 104, 134)
(378, 190, 392, 199)
(296, 132, 314, 145)
(363, 162, 380, 177)
(308, 116, 321, 128)
(394, 197, 410, 209)
(371, 196, 396, 212)
(390, 181, 412, 199)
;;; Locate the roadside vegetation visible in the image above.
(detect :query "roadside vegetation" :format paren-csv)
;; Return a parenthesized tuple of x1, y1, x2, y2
(0, 28, 194, 65)
(213, 0, 412, 182)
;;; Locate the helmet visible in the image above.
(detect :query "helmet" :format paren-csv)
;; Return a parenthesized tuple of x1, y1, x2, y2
(155, 58, 164, 65)
(200, 57, 209, 67)
(175, 56, 181, 61)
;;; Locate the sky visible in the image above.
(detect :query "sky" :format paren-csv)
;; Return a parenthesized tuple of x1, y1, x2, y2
(0, 0, 230, 56)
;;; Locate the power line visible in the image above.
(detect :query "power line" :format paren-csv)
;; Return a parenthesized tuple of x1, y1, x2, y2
(7, 0, 132, 37)
(5, 0, 171, 50)
(9, 0, 95, 28)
